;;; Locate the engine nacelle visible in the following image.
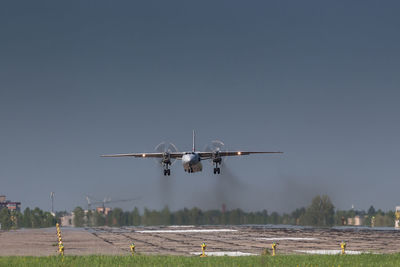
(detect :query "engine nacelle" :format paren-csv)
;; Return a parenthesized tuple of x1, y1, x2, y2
(162, 152, 171, 164)
(212, 151, 222, 164)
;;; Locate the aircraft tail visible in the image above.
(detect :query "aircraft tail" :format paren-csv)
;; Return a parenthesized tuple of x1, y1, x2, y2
(192, 130, 196, 152)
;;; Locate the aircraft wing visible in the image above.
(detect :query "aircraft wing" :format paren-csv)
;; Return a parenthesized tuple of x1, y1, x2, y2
(101, 152, 184, 159)
(219, 151, 283, 156)
(198, 151, 283, 159)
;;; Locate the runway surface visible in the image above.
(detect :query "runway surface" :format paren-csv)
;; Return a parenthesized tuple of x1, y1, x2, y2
(1, 225, 399, 256)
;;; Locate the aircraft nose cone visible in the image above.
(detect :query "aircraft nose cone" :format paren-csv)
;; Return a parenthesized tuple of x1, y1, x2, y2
(189, 154, 199, 164)
(183, 154, 196, 165)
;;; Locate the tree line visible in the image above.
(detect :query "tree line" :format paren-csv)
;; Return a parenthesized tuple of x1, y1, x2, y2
(0, 195, 396, 230)
(73, 195, 396, 228)
(0, 207, 56, 230)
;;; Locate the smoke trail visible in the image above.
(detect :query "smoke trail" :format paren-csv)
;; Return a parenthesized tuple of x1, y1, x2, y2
(214, 162, 248, 210)
(185, 161, 248, 211)
(157, 172, 174, 208)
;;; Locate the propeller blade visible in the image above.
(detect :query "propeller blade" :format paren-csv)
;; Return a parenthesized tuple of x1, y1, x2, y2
(204, 140, 226, 165)
(155, 142, 167, 153)
(167, 142, 179, 165)
(154, 141, 179, 165)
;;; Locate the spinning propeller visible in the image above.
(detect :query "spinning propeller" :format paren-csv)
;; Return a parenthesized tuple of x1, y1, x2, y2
(155, 142, 178, 175)
(204, 140, 225, 174)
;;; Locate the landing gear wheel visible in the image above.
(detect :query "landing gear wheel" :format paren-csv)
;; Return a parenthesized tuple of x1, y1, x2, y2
(163, 162, 171, 176)
(213, 162, 221, 174)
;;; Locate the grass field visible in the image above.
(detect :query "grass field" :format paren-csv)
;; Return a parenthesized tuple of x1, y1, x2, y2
(1, 254, 400, 267)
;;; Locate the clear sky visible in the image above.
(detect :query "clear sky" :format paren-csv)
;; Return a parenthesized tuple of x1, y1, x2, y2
(1, 1, 399, 213)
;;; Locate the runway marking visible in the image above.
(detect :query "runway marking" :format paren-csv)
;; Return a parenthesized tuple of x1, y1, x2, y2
(256, 237, 318, 241)
(167, 225, 195, 228)
(136, 229, 237, 233)
(294, 250, 364, 255)
(190, 251, 256, 256)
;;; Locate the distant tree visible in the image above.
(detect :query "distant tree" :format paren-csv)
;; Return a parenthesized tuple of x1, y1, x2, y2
(161, 206, 171, 225)
(204, 210, 222, 225)
(269, 212, 280, 224)
(122, 211, 131, 226)
(93, 211, 105, 226)
(73, 207, 85, 227)
(385, 210, 395, 227)
(229, 209, 241, 225)
(131, 207, 141, 226)
(142, 208, 162, 225)
(220, 210, 229, 224)
(281, 213, 291, 225)
(291, 208, 306, 225)
(0, 208, 13, 230)
(376, 209, 385, 216)
(334, 210, 347, 226)
(260, 211, 268, 224)
(22, 208, 32, 228)
(31, 207, 44, 228)
(253, 210, 268, 224)
(374, 213, 394, 227)
(189, 207, 202, 225)
(368, 206, 376, 216)
(106, 211, 113, 226)
(142, 208, 150, 225)
(181, 208, 190, 225)
(302, 195, 335, 227)
(86, 210, 93, 227)
(111, 208, 124, 226)
(14, 211, 23, 228)
(42, 212, 56, 227)
(173, 209, 186, 225)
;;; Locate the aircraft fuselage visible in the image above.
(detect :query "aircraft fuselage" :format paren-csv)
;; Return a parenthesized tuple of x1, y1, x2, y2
(182, 152, 202, 173)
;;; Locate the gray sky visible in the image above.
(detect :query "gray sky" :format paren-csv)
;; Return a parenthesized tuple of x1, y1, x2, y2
(1, 1, 399, 213)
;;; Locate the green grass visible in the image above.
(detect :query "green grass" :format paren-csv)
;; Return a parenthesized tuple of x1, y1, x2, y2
(0, 254, 400, 267)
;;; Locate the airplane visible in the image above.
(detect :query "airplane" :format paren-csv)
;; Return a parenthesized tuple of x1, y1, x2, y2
(101, 131, 283, 176)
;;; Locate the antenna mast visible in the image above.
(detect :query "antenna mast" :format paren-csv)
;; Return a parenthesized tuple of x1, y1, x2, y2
(192, 130, 196, 152)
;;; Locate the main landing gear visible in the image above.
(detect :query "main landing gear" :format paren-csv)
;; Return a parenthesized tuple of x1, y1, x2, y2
(186, 167, 194, 173)
(213, 162, 221, 174)
(163, 163, 171, 176)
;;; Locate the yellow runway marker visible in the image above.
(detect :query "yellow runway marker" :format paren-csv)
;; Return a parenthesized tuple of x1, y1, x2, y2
(200, 243, 207, 257)
(340, 241, 346, 255)
(272, 242, 277, 256)
(130, 243, 135, 256)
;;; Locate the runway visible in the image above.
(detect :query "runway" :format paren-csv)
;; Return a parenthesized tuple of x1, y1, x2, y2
(1, 225, 400, 256)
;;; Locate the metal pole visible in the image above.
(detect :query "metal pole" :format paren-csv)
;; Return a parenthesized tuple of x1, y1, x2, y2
(50, 192, 55, 214)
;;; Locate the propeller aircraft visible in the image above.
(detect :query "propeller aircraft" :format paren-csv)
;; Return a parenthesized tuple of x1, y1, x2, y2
(101, 131, 282, 176)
